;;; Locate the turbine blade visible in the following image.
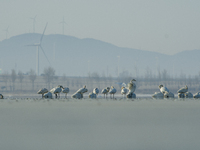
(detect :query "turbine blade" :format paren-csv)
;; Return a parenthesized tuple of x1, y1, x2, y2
(40, 45, 51, 65)
(40, 22, 48, 43)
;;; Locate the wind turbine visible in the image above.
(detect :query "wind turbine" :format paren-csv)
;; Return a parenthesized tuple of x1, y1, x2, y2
(30, 15, 37, 33)
(26, 23, 51, 76)
(4, 26, 9, 39)
(60, 17, 66, 35)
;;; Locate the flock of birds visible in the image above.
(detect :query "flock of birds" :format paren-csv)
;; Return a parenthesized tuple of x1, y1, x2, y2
(1, 78, 200, 99)
(36, 79, 137, 99)
(152, 85, 200, 98)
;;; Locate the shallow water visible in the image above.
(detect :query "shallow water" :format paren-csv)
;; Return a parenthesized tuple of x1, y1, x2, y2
(0, 98, 200, 150)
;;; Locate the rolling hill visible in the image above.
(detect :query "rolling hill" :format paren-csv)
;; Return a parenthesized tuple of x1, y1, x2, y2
(0, 33, 199, 77)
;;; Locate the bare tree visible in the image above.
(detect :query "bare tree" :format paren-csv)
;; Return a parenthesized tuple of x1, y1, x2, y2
(1, 72, 9, 91)
(29, 69, 37, 91)
(43, 67, 55, 89)
(11, 69, 17, 91)
(18, 71, 24, 91)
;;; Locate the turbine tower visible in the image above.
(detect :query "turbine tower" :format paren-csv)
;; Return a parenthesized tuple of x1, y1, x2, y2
(30, 15, 37, 33)
(26, 23, 51, 76)
(60, 17, 66, 35)
(4, 26, 9, 39)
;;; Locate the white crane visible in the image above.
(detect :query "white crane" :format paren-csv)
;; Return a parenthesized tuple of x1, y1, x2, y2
(121, 87, 128, 98)
(88, 92, 97, 99)
(164, 91, 174, 98)
(185, 92, 193, 98)
(93, 88, 99, 96)
(88, 88, 99, 99)
(62, 87, 69, 98)
(152, 92, 164, 99)
(193, 92, 200, 98)
(50, 85, 63, 98)
(158, 85, 169, 94)
(109, 86, 117, 99)
(177, 85, 188, 93)
(127, 79, 137, 98)
(71, 85, 88, 99)
(37, 88, 48, 98)
(101, 87, 110, 98)
(158, 84, 174, 98)
(127, 79, 136, 93)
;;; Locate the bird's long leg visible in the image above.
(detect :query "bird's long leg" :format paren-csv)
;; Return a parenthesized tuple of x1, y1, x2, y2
(42, 94, 44, 98)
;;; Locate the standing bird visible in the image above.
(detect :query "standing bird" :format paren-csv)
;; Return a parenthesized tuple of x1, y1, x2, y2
(50, 85, 63, 98)
(109, 86, 117, 99)
(121, 87, 128, 98)
(127, 79, 137, 98)
(158, 85, 169, 94)
(72, 85, 88, 99)
(37, 88, 48, 98)
(101, 87, 110, 98)
(62, 87, 69, 98)
(93, 88, 99, 96)
(177, 85, 188, 93)
(127, 79, 136, 93)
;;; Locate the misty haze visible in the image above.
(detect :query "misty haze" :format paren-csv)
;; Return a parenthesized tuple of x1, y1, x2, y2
(1, 1, 200, 150)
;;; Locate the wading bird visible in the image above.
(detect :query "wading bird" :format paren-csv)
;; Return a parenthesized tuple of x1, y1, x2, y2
(177, 85, 188, 93)
(93, 88, 99, 96)
(88, 92, 97, 99)
(101, 87, 110, 98)
(193, 92, 200, 98)
(62, 87, 69, 98)
(121, 87, 128, 98)
(109, 86, 117, 99)
(152, 92, 164, 99)
(71, 85, 88, 99)
(37, 88, 48, 98)
(127, 79, 137, 98)
(185, 92, 193, 98)
(158, 85, 169, 94)
(50, 85, 63, 98)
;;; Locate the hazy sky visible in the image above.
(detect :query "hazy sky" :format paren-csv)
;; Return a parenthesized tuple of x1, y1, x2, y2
(1, 0, 200, 55)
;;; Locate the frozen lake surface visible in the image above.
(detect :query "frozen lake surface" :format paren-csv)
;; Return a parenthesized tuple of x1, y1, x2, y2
(0, 98, 200, 150)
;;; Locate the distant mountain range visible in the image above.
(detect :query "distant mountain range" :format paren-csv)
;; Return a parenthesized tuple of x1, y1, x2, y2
(0, 33, 199, 77)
